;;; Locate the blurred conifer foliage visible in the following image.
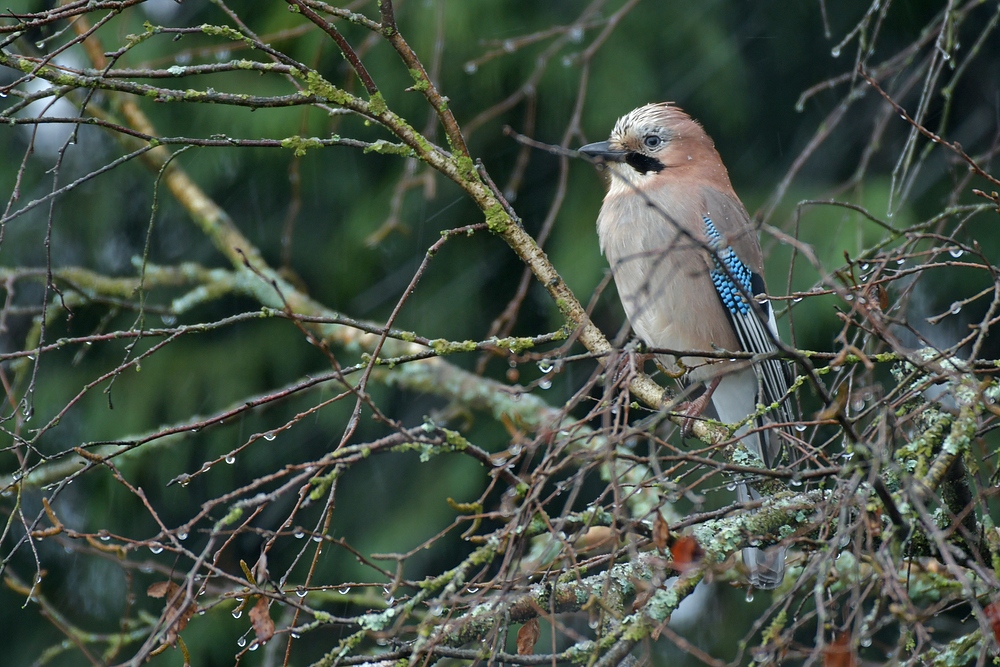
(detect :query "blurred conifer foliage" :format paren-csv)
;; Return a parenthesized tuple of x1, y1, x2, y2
(1, 1, 1000, 665)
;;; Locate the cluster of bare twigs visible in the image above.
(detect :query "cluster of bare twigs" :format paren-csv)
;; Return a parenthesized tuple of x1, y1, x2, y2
(1, 1, 1000, 666)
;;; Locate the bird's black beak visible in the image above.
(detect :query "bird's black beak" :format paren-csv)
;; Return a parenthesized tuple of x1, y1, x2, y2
(579, 141, 627, 163)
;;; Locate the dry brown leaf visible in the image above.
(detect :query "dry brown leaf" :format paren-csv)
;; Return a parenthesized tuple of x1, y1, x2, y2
(652, 513, 669, 553)
(146, 580, 178, 599)
(985, 599, 1000, 643)
(816, 383, 848, 421)
(147, 580, 197, 646)
(876, 283, 889, 310)
(823, 631, 857, 667)
(250, 596, 275, 644)
(517, 617, 540, 655)
(669, 535, 703, 573)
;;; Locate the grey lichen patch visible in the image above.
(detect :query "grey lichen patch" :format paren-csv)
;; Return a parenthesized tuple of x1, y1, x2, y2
(356, 605, 399, 632)
(691, 490, 826, 557)
(562, 640, 598, 663)
(730, 445, 756, 466)
(940, 404, 976, 457)
(896, 410, 951, 477)
(608, 563, 638, 595)
(643, 584, 685, 623)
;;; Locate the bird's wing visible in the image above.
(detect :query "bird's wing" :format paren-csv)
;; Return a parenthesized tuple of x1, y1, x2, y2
(699, 190, 793, 467)
(701, 188, 764, 275)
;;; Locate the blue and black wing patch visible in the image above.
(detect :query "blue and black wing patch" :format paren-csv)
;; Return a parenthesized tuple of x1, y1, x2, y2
(704, 218, 754, 317)
(703, 214, 794, 465)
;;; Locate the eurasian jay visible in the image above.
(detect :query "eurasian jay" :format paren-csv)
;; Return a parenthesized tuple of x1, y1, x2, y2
(580, 102, 794, 590)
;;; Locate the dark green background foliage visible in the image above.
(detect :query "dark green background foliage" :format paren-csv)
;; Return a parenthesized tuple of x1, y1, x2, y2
(1, 0, 998, 665)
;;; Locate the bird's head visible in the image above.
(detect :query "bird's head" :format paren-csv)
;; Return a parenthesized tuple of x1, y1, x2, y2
(580, 103, 724, 189)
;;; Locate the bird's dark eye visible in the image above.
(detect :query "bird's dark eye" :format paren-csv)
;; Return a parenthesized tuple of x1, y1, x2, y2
(643, 135, 662, 149)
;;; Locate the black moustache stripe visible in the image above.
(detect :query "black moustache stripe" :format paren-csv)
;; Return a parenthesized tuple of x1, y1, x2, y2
(625, 152, 665, 174)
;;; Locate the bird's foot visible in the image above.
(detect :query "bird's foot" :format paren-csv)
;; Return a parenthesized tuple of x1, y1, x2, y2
(609, 347, 652, 388)
(670, 396, 711, 438)
(669, 377, 721, 438)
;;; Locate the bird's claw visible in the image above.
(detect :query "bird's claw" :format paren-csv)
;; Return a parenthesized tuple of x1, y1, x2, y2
(668, 376, 721, 438)
(670, 396, 710, 438)
(610, 348, 653, 387)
